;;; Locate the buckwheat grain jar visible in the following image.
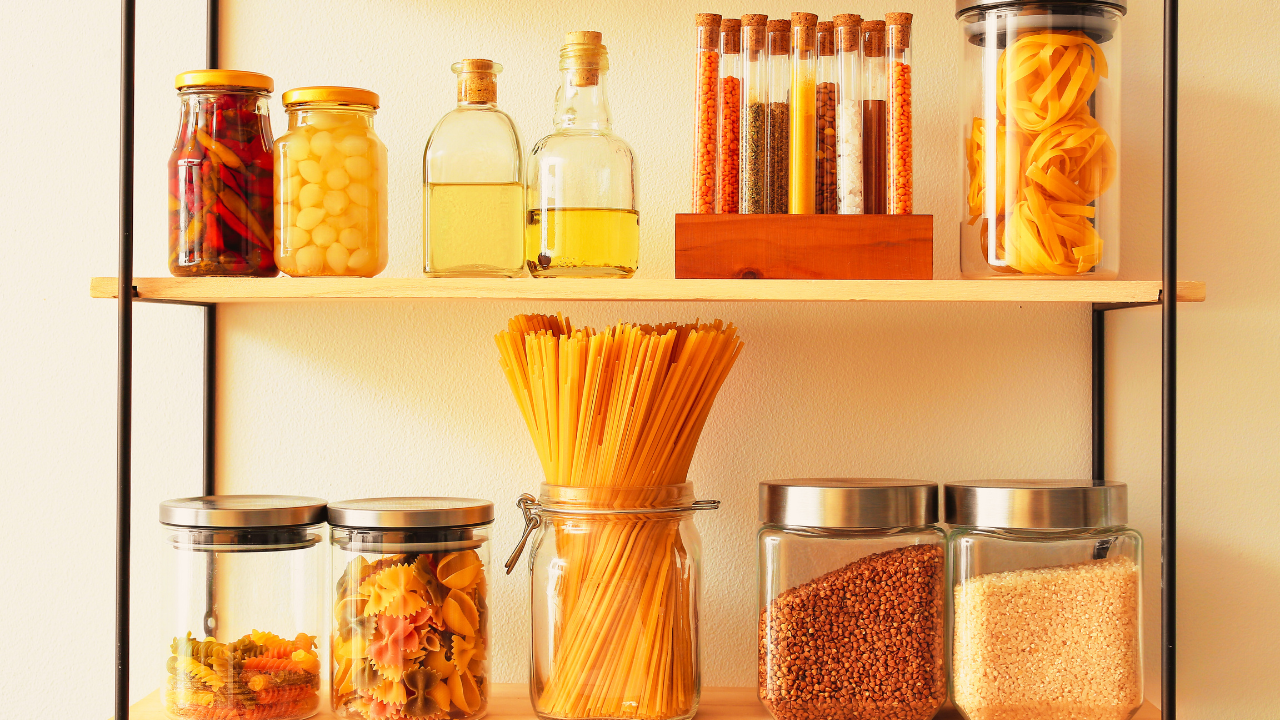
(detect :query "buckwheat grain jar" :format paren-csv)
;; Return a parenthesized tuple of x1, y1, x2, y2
(946, 480, 1143, 720)
(757, 479, 946, 720)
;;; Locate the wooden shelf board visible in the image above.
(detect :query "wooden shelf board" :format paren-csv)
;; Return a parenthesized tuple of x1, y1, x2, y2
(90, 277, 1206, 305)
(119, 685, 1159, 719)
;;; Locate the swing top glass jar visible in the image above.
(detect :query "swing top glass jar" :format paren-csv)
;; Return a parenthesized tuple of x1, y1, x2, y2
(160, 495, 326, 720)
(946, 480, 1143, 720)
(757, 479, 946, 720)
(274, 86, 388, 278)
(328, 497, 495, 720)
(958, 0, 1125, 279)
(169, 70, 277, 277)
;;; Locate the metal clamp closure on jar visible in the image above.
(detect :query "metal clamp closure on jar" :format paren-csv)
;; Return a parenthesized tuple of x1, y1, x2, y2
(504, 484, 721, 574)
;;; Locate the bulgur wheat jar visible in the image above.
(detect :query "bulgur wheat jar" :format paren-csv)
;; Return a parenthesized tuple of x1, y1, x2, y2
(946, 480, 1144, 720)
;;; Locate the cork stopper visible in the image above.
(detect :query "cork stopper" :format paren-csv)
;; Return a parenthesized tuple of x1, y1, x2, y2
(767, 19, 791, 55)
(863, 20, 886, 58)
(721, 18, 742, 54)
(834, 14, 862, 53)
(791, 12, 818, 28)
(696, 13, 722, 51)
(561, 31, 608, 87)
(742, 13, 767, 27)
(817, 21, 834, 56)
(452, 59, 499, 104)
(886, 12, 913, 50)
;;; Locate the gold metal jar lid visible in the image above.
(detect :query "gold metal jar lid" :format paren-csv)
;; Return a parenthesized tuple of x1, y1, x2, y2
(945, 479, 1128, 529)
(175, 69, 274, 92)
(282, 86, 380, 108)
(760, 478, 938, 529)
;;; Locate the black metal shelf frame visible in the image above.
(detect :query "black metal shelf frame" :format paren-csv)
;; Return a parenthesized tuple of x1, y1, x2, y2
(111, 0, 1180, 717)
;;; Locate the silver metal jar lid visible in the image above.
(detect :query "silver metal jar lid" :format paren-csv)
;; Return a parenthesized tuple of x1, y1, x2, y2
(945, 479, 1127, 529)
(759, 478, 938, 529)
(327, 497, 494, 529)
(160, 495, 327, 528)
(956, 0, 1127, 16)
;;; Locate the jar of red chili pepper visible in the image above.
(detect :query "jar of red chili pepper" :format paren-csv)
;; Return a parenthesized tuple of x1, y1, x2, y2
(169, 70, 277, 277)
(275, 87, 388, 277)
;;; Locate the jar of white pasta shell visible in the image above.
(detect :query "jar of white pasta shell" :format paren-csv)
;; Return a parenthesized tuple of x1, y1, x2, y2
(327, 497, 494, 720)
(161, 495, 327, 720)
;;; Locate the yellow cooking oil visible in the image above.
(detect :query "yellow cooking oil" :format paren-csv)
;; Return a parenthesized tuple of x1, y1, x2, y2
(525, 207, 639, 277)
(424, 182, 525, 277)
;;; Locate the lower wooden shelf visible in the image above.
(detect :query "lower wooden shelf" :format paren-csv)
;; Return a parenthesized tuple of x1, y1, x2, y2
(122, 684, 1158, 719)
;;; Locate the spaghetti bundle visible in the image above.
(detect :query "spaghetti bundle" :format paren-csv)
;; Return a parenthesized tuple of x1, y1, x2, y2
(496, 314, 744, 720)
(966, 31, 1117, 276)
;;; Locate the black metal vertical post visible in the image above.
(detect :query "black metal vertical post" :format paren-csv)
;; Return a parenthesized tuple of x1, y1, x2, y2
(1162, 0, 1179, 715)
(202, 0, 221, 642)
(1092, 309, 1105, 483)
(116, 0, 136, 716)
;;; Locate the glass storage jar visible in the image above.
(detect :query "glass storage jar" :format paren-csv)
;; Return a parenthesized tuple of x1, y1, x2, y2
(274, 87, 388, 277)
(958, 0, 1124, 278)
(946, 480, 1143, 720)
(160, 495, 326, 720)
(526, 31, 639, 277)
(758, 479, 946, 720)
(506, 483, 719, 720)
(424, 59, 525, 277)
(169, 70, 277, 277)
(328, 497, 494, 720)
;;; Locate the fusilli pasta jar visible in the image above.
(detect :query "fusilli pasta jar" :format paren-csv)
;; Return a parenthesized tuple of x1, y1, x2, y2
(957, 0, 1125, 278)
(327, 497, 495, 720)
(160, 495, 327, 720)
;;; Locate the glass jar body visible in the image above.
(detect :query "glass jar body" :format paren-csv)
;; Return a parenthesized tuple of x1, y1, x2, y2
(162, 524, 325, 720)
(169, 88, 277, 277)
(329, 525, 492, 720)
(948, 526, 1143, 720)
(959, 4, 1122, 278)
(528, 498, 703, 719)
(424, 102, 525, 277)
(274, 104, 388, 277)
(758, 524, 946, 720)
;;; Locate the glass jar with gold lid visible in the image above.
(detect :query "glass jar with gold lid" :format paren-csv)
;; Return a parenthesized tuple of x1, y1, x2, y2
(274, 86, 388, 277)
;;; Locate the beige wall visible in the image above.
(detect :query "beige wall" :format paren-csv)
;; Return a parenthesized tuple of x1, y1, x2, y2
(1, 0, 1275, 718)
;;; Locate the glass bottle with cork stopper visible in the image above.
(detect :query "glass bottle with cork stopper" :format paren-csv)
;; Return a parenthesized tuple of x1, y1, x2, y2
(862, 20, 888, 214)
(692, 13, 721, 214)
(765, 18, 791, 214)
(717, 17, 742, 214)
(788, 12, 818, 214)
(526, 31, 639, 277)
(834, 15, 864, 214)
(886, 13, 913, 215)
(815, 21, 838, 214)
(423, 59, 524, 277)
(739, 14, 769, 214)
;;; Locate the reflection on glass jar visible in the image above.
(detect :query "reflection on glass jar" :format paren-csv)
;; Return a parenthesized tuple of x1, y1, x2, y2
(160, 495, 327, 720)
(958, 1, 1125, 278)
(327, 498, 494, 720)
(274, 87, 388, 278)
(946, 480, 1143, 720)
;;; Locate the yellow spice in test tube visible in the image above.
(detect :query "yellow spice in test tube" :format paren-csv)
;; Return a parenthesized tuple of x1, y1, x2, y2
(789, 53, 816, 213)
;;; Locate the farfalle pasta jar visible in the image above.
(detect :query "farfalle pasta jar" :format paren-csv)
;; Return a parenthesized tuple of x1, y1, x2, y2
(160, 495, 327, 720)
(958, 0, 1125, 278)
(327, 497, 495, 720)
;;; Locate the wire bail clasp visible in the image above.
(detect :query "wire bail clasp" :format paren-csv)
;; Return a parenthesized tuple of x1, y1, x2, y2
(504, 493, 543, 575)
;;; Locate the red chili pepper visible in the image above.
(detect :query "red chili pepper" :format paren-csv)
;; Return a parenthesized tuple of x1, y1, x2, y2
(218, 164, 244, 198)
(252, 149, 273, 171)
(214, 201, 255, 246)
(247, 176, 272, 200)
(205, 211, 225, 253)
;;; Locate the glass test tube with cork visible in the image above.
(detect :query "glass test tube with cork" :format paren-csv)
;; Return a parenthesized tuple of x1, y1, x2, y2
(862, 20, 888, 214)
(717, 17, 741, 214)
(788, 13, 818, 214)
(739, 14, 769, 214)
(765, 18, 791, 214)
(815, 21, 837, 214)
(834, 14, 863, 214)
(692, 13, 721, 214)
(886, 12, 913, 214)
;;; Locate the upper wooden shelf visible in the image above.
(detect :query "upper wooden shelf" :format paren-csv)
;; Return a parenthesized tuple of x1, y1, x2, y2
(91, 277, 1206, 305)
(118, 684, 1159, 720)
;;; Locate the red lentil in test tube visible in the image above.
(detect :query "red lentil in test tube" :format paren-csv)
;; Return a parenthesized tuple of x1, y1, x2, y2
(717, 18, 742, 214)
(692, 13, 722, 213)
(887, 13, 913, 215)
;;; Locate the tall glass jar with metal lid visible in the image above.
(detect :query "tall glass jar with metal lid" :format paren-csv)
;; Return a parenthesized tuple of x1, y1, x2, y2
(757, 479, 946, 720)
(169, 70, 277, 277)
(274, 86, 388, 277)
(160, 495, 326, 720)
(506, 483, 719, 720)
(327, 498, 494, 720)
(946, 480, 1143, 720)
(958, 0, 1125, 278)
